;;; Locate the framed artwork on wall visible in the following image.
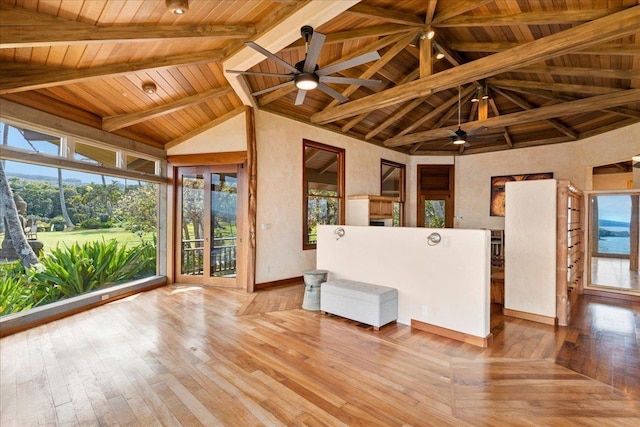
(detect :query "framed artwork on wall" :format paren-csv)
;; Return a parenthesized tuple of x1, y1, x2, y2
(490, 173, 554, 216)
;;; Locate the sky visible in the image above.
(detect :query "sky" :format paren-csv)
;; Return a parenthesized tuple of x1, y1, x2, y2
(1, 122, 125, 185)
(595, 195, 633, 224)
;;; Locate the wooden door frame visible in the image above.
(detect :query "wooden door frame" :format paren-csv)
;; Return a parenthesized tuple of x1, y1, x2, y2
(169, 154, 250, 290)
(417, 164, 455, 228)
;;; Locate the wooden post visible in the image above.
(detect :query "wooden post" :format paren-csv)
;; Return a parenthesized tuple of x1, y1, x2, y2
(245, 106, 257, 293)
(631, 195, 639, 271)
(556, 182, 569, 326)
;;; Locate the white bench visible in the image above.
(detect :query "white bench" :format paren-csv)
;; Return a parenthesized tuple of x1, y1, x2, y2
(320, 280, 398, 330)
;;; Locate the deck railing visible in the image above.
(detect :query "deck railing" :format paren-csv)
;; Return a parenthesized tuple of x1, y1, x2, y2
(181, 237, 236, 276)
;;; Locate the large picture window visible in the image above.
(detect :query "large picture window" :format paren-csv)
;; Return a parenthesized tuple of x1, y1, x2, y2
(0, 120, 161, 318)
(303, 139, 344, 249)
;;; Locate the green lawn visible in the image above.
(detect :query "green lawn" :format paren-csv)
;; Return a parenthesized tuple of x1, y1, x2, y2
(1, 227, 153, 254)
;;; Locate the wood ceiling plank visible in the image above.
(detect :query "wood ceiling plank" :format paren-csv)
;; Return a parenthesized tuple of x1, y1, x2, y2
(450, 42, 640, 56)
(345, 4, 424, 26)
(311, 6, 640, 125)
(324, 31, 418, 110)
(103, 85, 234, 131)
(397, 85, 477, 139)
(384, 88, 640, 147)
(1, 4, 256, 49)
(283, 24, 413, 51)
(488, 79, 621, 96)
(434, 10, 619, 27)
(492, 87, 578, 139)
(431, 0, 494, 25)
(366, 96, 428, 140)
(0, 50, 224, 94)
(515, 65, 639, 81)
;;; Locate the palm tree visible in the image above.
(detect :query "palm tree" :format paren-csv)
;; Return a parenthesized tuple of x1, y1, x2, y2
(58, 168, 74, 227)
(0, 160, 39, 267)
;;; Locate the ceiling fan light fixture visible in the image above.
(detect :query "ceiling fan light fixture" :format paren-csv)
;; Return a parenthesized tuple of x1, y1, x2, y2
(166, 0, 188, 15)
(435, 52, 445, 60)
(295, 73, 319, 90)
(452, 137, 466, 145)
(142, 82, 157, 94)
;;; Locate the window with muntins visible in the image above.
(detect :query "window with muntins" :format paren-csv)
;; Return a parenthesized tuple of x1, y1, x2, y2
(303, 139, 345, 249)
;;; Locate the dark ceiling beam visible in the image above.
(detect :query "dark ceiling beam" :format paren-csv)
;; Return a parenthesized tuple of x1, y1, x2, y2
(311, 7, 640, 125)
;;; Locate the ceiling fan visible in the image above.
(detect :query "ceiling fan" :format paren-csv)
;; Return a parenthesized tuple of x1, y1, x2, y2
(444, 86, 496, 148)
(226, 26, 382, 106)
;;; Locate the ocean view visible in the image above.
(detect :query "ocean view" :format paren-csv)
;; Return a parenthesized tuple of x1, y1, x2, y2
(598, 225, 630, 255)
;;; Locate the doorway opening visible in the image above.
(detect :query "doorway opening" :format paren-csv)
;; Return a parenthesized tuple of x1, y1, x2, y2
(176, 165, 243, 287)
(417, 165, 454, 228)
(587, 192, 640, 294)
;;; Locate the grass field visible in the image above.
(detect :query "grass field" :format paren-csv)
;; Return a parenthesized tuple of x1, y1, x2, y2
(1, 227, 153, 254)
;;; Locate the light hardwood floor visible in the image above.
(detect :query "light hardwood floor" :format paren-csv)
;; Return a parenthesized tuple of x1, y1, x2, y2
(1, 284, 639, 426)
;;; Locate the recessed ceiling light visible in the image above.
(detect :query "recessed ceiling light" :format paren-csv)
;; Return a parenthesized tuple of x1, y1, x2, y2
(166, 0, 188, 15)
(142, 82, 157, 94)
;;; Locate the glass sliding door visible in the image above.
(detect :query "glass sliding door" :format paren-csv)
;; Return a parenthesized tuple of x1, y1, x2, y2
(176, 165, 239, 286)
(179, 170, 205, 277)
(210, 171, 237, 278)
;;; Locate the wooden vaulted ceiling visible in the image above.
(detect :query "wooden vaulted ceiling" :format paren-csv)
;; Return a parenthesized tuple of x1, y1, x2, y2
(1, 0, 639, 155)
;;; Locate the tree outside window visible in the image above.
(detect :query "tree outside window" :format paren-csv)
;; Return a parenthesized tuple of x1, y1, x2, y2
(303, 140, 344, 249)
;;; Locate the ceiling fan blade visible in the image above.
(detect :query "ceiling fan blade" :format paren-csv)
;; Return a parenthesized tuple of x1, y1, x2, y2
(294, 89, 307, 106)
(303, 31, 326, 73)
(251, 80, 295, 97)
(319, 76, 381, 87)
(467, 126, 488, 136)
(447, 129, 458, 137)
(226, 70, 293, 78)
(317, 83, 349, 104)
(245, 41, 299, 74)
(316, 51, 381, 76)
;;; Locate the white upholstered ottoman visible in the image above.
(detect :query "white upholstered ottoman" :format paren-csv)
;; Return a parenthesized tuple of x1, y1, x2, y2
(320, 280, 398, 330)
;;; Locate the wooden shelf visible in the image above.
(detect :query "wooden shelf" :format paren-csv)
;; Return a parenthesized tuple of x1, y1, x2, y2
(556, 180, 584, 327)
(347, 195, 399, 226)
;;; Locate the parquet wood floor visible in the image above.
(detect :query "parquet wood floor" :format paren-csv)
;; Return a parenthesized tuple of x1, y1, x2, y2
(1, 284, 639, 426)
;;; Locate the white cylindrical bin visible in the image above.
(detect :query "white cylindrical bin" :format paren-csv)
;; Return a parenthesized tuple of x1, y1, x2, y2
(302, 269, 328, 311)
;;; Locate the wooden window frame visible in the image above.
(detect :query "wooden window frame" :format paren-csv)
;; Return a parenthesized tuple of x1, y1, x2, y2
(381, 159, 406, 226)
(303, 139, 345, 250)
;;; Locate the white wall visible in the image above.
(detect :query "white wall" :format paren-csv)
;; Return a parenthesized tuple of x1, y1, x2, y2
(254, 111, 409, 284)
(593, 172, 633, 190)
(316, 225, 491, 338)
(166, 113, 247, 155)
(455, 122, 640, 230)
(504, 180, 557, 318)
